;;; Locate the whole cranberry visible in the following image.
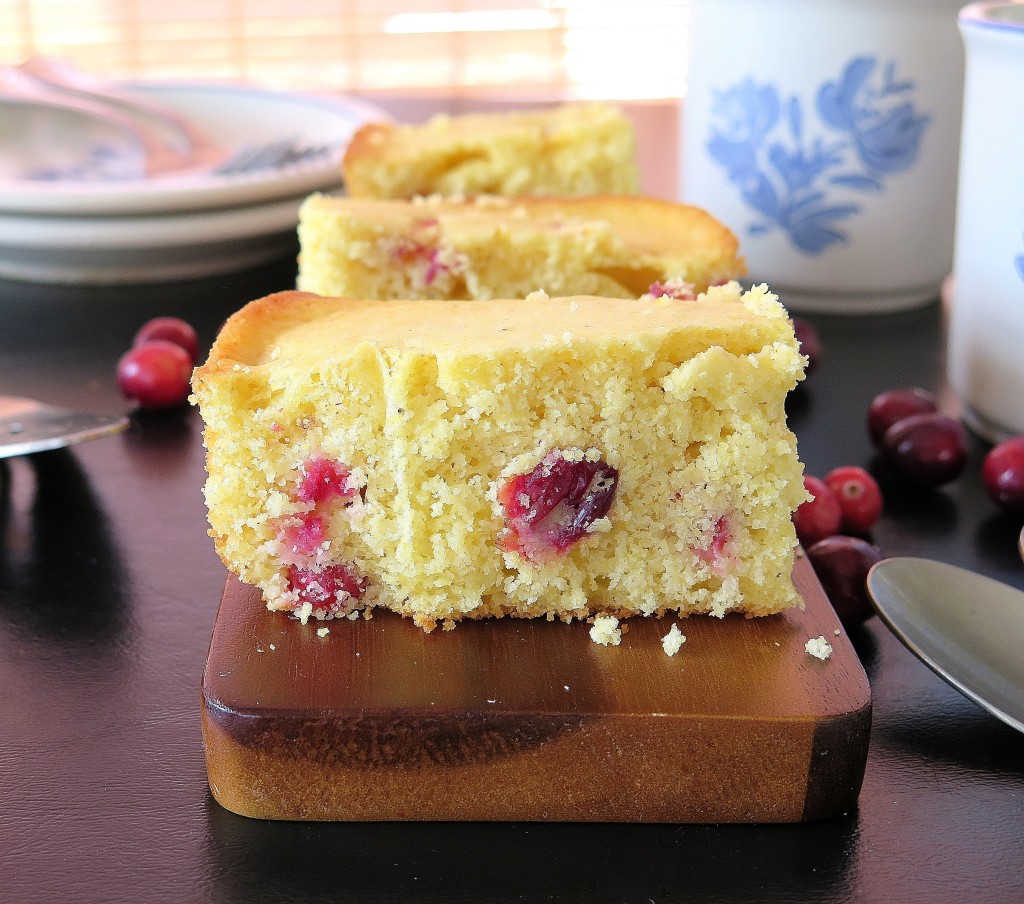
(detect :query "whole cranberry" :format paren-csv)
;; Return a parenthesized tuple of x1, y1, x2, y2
(825, 465, 884, 535)
(793, 475, 843, 547)
(880, 412, 968, 487)
(791, 318, 822, 374)
(117, 340, 193, 409)
(133, 316, 200, 365)
(867, 387, 938, 447)
(981, 436, 1024, 512)
(806, 535, 883, 626)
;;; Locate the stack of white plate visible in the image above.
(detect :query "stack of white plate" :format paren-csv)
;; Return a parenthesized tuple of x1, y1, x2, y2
(0, 82, 386, 284)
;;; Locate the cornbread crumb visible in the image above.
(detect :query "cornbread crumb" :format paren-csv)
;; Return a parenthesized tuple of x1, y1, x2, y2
(662, 624, 686, 656)
(590, 615, 622, 646)
(317, 627, 329, 637)
(805, 636, 833, 660)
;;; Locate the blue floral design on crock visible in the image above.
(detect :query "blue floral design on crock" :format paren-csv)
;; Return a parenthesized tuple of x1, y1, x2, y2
(707, 56, 931, 254)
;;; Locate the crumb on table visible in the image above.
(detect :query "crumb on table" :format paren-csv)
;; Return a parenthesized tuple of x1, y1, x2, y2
(662, 623, 686, 656)
(590, 614, 621, 646)
(805, 635, 833, 660)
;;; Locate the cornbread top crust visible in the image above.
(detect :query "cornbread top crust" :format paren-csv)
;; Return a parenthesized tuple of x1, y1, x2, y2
(299, 193, 745, 282)
(348, 104, 627, 152)
(342, 103, 639, 198)
(196, 287, 793, 375)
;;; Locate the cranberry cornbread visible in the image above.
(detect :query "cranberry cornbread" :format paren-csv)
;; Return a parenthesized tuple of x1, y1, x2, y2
(296, 193, 745, 300)
(342, 103, 640, 199)
(191, 283, 807, 631)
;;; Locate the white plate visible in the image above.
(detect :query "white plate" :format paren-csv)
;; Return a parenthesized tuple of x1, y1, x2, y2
(0, 82, 386, 216)
(0, 194, 319, 284)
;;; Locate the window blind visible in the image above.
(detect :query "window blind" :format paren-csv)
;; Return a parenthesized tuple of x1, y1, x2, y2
(0, 1, 688, 99)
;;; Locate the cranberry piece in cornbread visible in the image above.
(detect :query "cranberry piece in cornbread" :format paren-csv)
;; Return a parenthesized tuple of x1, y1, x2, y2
(296, 455, 358, 506)
(286, 563, 366, 615)
(498, 450, 618, 560)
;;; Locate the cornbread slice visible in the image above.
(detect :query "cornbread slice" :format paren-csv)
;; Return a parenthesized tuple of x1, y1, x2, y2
(192, 283, 807, 631)
(342, 103, 640, 199)
(297, 193, 745, 300)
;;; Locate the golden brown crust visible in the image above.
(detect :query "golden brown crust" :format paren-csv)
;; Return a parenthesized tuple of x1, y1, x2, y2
(193, 291, 324, 376)
(341, 122, 394, 195)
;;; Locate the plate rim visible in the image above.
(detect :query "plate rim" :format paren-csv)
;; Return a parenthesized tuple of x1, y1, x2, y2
(0, 81, 387, 216)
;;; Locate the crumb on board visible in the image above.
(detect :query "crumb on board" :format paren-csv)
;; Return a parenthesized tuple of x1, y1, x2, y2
(805, 636, 833, 660)
(661, 623, 686, 656)
(317, 627, 330, 638)
(589, 614, 621, 646)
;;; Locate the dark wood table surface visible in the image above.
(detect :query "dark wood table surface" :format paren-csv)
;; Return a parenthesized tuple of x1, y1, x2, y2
(1, 254, 1022, 904)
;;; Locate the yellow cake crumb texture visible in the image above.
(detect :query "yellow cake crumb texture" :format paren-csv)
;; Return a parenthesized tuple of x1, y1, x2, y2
(193, 283, 807, 631)
(805, 636, 833, 660)
(342, 103, 640, 199)
(296, 193, 745, 301)
(589, 615, 622, 647)
(662, 624, 687, 656)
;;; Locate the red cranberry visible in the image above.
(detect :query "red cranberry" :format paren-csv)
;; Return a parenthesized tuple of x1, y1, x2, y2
(981, 436, 1024, 512)
(648, 279, 696, 301)
(694, 514, 732, 569)
(116, 340, 193, 409)
(278, 512, 326, 561)
(133, 316, 200, 365)
(880, 412, 968, 487)
(286, 562, 366, 613)
(806, 535, 883, 626)
(793, 475, 843, 547)
(867, 387, 938, 447)
(296, 456, 357, 505)
(825, 466, 883, 535)
(497, 450, 618, 560)
(791, 318, 822, 374)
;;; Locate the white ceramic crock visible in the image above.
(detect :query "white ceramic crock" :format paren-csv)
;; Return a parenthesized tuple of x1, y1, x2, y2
(946, 2, 1024, 441)
(680, 0, 966, 313)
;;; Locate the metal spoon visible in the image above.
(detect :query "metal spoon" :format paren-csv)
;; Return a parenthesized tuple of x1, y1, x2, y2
(867, 557, 1024, 733)
(0, 395, 128, 459)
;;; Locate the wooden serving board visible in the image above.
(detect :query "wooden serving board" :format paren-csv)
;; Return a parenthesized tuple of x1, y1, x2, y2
(202, 552, 871, 823)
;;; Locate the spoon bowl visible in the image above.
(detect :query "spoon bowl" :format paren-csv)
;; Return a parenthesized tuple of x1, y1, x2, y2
(867, 557, 1024, 734)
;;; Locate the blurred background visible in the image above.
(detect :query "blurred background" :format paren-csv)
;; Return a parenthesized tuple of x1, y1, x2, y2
(0, 1, 688, 101)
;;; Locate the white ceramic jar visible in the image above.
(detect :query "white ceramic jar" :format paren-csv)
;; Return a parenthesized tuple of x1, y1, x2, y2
(946, 2, 1024, 441)
(681, 0, 966, 313)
